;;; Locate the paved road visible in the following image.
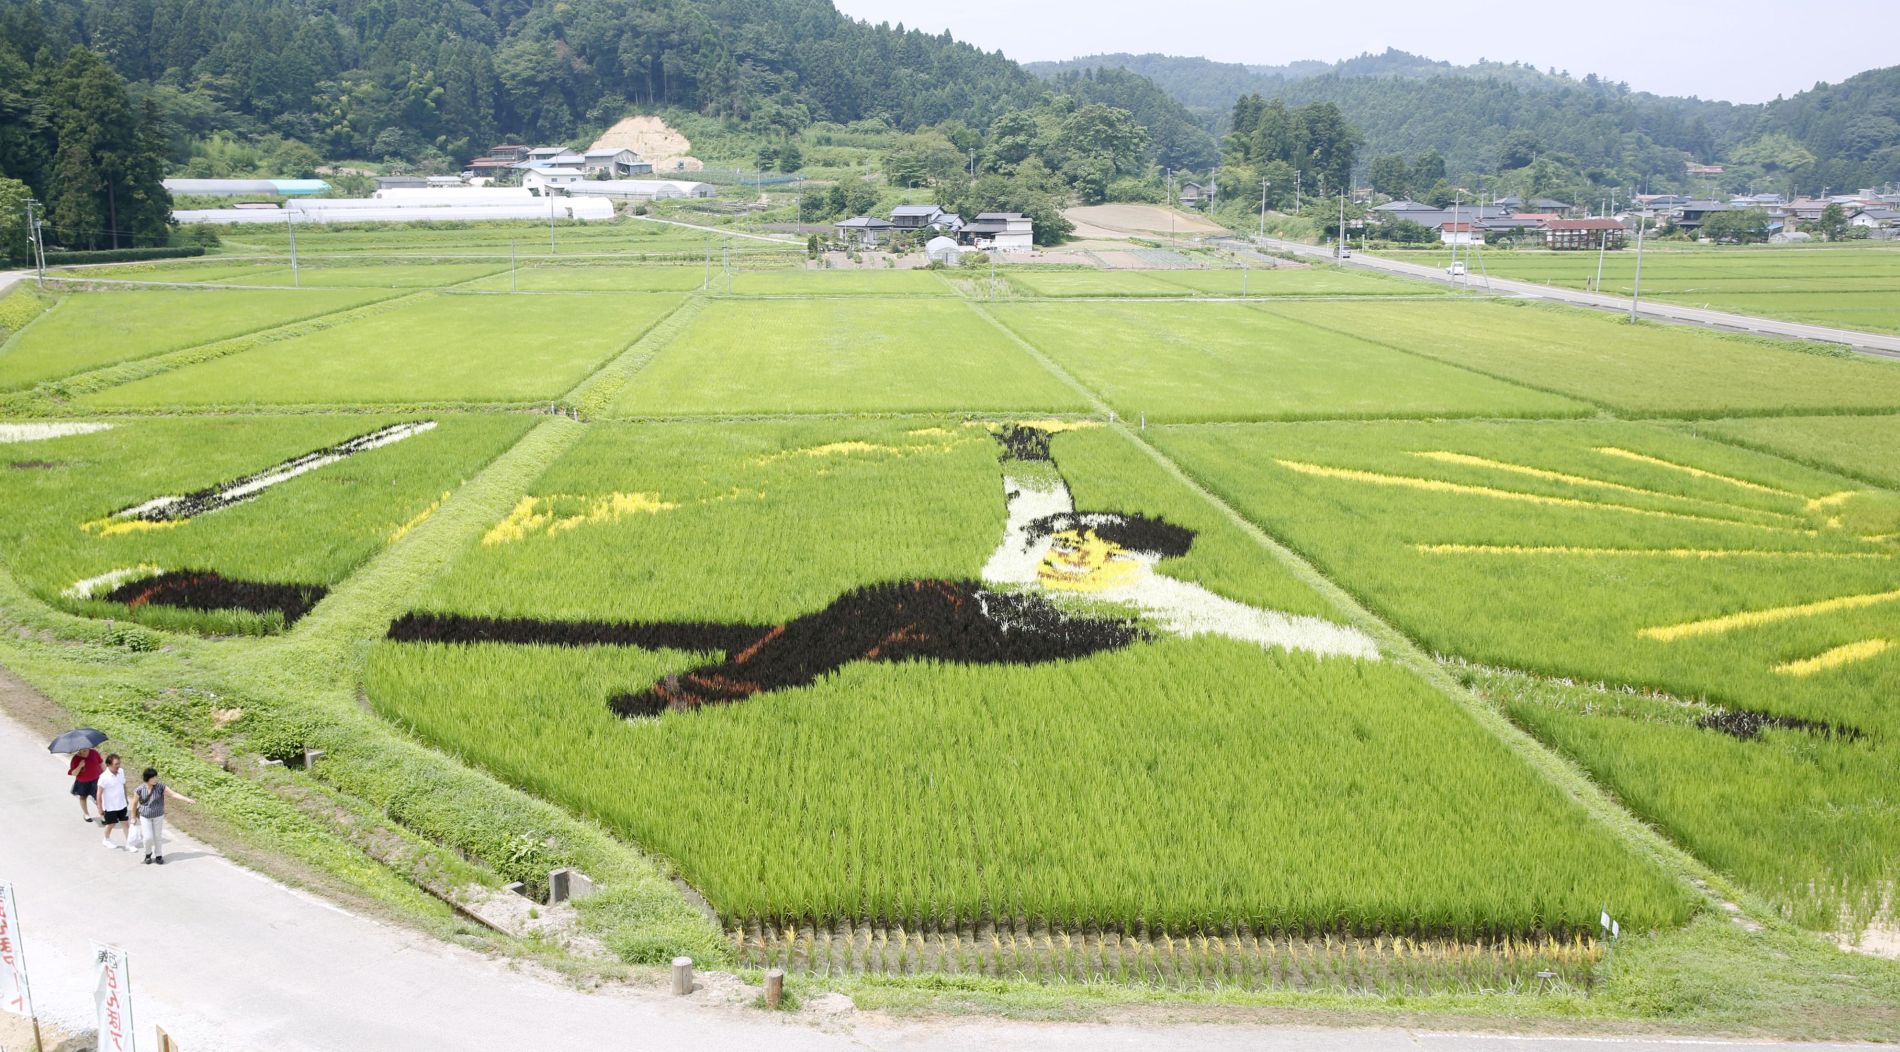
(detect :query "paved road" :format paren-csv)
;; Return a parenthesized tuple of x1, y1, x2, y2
(1259, 238, 1900, 360)
(1, 699, 1884, 1052)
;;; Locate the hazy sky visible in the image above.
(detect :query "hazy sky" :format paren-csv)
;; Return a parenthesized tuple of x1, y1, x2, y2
(829, 0, 1893, 104)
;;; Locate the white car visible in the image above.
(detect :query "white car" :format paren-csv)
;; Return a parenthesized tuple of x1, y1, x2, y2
(1446, 260, 1467, 277)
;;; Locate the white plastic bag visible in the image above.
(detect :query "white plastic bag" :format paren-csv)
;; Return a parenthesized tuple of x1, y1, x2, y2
(128, 822, 144, 849)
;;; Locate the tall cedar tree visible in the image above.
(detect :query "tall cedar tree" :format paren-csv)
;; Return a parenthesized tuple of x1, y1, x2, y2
(44, 47, 172, 250)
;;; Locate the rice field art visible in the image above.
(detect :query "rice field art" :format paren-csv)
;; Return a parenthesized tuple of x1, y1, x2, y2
(1154, 419, 1900, 932)
(372, 417, 1694, 969)
(387, 422, 1376, 716)
(0, 414, 533, 633)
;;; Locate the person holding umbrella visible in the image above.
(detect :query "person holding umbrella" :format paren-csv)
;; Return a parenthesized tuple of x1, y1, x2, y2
(50, 727, 109, 824)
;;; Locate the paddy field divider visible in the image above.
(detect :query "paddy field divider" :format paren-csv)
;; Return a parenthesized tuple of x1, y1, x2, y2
(562, 293, 706, 419)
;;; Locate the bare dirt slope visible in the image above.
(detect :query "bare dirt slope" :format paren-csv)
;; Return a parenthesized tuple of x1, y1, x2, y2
(590, 115, 704, 172)
(1065, 203, 1226, 239)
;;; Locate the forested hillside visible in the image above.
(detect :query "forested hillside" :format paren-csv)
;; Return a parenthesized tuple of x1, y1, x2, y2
(0, 0, 1045, 164)
(1037, 49, 1900, 194)
(1034, 50, 1742, 190)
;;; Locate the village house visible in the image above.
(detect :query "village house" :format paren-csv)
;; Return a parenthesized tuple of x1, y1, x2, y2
(888, 204, 946, 229)
(960, 212, 1034, 253)
(581, 148, 652, 177)
(1543, 217, 1627, 250)
(520, 162, 586, 196)
(836, 216, 895, 245)
(1439, 221, 1481, 246)
(1672, 200, 1730, 232)
(1178, 181, 1214, 209)
(1851, 208, 1900, 237)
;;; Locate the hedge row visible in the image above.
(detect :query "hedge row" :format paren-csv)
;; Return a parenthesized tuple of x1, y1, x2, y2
(44, 245, 206, 264)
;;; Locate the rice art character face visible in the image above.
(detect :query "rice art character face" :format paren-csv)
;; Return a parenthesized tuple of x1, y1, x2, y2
(1037, 528, 1147, 592)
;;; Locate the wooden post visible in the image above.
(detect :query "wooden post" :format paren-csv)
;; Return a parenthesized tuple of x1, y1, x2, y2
(764, 967, 784, 1009)
(671, 956, 694, 995)
(156, 1024, 181, 1051)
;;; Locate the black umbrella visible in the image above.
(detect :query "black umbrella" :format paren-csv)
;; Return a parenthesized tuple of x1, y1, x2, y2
(48, 728, 108, 753)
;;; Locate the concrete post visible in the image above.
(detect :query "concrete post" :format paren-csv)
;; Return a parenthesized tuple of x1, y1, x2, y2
(671, 956, 694, 995)
(764, 968, 785, 1009)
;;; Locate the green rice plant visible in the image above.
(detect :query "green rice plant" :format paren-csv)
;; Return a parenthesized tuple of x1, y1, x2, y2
(1002, 270, 1191, 298)
(1694, 413, 1900, 489)
(1143, 267, 1432, 297)
(1153, 418, 1899, 732)
(1373, 243, 1900, 334)
(416, 419, 1003, 622)
(723, 269, 954, 296)
(989, 301, 1586, 422)
(1260, 298, 1900, 416)
(610, 299, 1089, 417)
(369, 634, 1693, 939)
(1151, 418, 1898, 928)
(372, 419, 1692, 939)
(1480, 669, 1898, 933)
(0, 283, 51, 336)
(0, 287, 394, 390)
(83, 293, 685, 407)
(464, 263, 711, 293)
(0, 413, 534, 630)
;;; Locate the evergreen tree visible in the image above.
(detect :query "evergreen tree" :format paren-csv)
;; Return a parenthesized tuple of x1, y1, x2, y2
(0, 177, 32, 266)
(44, 47, 171, 250)
(1368, 154, 1409, 197)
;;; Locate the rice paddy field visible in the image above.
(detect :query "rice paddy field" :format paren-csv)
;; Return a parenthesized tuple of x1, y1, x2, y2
(1374, 242, 1900, 334)
(3, 228, 1898, 1019)
(83, 292, 686, 407)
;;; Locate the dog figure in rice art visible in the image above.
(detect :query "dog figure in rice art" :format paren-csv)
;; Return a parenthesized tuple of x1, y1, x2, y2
(386, 424, 1383, 716)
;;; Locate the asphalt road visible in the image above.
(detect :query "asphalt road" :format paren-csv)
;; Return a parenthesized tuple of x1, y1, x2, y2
(1258, 238, 1900, 360)
(1, 696, 1885, 1052)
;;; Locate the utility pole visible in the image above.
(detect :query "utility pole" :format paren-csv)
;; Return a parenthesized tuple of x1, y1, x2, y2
(1593, 222, 1608, 294)
(1336, 192, 1345, 259)
(1295, 171, 1301, 212)
(1629, 209, 1648, 323)
(285, 208, 300, 288)
(510, 239, 518, 292)
(24, 199, 46, 289)
(1259, 179, 1268, 242)
(548, 194, 558, 254)
(1166, 167, 1175, 242)
(1450, 190, 1462, 281)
